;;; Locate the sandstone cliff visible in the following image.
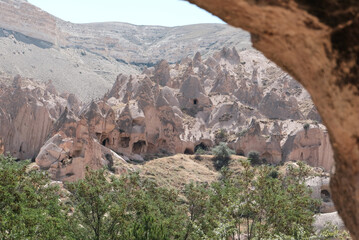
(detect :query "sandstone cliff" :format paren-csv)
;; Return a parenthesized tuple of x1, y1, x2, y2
(0, 75, 78, 160)
(0, 0, 334, 185)
(30, 48, 334, 181)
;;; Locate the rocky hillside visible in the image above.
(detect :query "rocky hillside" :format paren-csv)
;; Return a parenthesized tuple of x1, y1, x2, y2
(0, 0, 334, 183)
(0, 0, 250, 101)
(0, 47, 334, 182)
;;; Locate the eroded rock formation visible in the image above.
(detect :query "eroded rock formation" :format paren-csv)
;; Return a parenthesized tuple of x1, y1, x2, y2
(186, 0, 359, 237)
(0, 48, 335, 183)
(0, 76, 76, 160)
(28, 48, 334, 181)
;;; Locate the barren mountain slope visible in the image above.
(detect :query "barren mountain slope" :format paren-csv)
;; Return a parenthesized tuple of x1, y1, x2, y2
(0, 0, 251, 101)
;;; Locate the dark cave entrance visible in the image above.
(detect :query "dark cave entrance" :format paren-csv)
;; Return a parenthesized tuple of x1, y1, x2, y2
(193, 98, 198, 105)
(133, 140, 146, 154)
(236, 149, 245, 156)
(120, 137, 130, 148)
(102, 138, 109, 147)
(321, 190, 331, 203)
(184, 148, 194, 154)
(194, 142, 209, 152)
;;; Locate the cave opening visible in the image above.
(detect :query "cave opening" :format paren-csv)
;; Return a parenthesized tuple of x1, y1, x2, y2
(195, 142, 208, 152)
(102, 138, 109, 146)
(120, 137, 130, 148)
(184, 148, 194, 154)
(193, 98, 198, 105)
(321, 189, 331, 203)
(72, 149, 82, 158)
(236, 149, 245, 156)
(133, 140, 146, 154)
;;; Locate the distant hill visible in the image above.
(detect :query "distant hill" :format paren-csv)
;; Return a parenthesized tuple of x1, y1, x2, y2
(0, 0, 251, 100)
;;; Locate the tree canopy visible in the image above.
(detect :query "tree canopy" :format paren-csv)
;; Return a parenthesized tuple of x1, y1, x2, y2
(0, 154, 349, 239)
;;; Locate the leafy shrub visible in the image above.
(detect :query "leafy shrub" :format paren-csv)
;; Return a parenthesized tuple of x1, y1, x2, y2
(316, 222, 351, 239)
(215, 128, 228, 141)
(237, 128, 248, 137)
(303, 123, 310, 131)
(129, 215, 169, 240)
(0, 154, 344, 239)
(268, 169, 279, 179)
(183, 160, 322, 239)
(195, 147, 207, 155)
(66, 169, 186, 239)
(248, 151, 261, 165)
(0, 155, 67, 239)
(212, 142, 235, 170)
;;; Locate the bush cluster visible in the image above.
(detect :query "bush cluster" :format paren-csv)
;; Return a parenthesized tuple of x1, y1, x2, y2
(0, 154, 349, 239)
(212, 142, 235, 170)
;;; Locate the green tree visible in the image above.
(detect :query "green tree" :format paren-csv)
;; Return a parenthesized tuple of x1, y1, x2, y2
(129, 215, 169, 240)
(66, 168, 129, 240)
(66, 169, 187, 240)
(183, 160, 321, 239)
(0, 154, 68, 240)
(183, 182, 210, 239)
(212, 142, 235, 170)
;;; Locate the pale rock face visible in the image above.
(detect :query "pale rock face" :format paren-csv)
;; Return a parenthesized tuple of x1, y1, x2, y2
(0, 76, 70, 160)
(313, 212, 345, 232)
(283, 128, 334, 172)
(306, 176, 336, 213)
(234, 120, 282, 164)
(1, 47, 334, 181)
(36, 106, 127, 181)
(259, 90, 303, 120)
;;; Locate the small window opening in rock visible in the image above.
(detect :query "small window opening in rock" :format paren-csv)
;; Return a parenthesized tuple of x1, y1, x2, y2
(66, 172, 75, 177)
(184, 148, 194, 154)
(73, 150, 81, 158)
(120, 137, 130, 148)
(321, 190, 331, 203)
(158, 139, 167, 148)
(102, 138, 109, 146)
(193, 99, 198, 105)
(133, 140, 146, 154)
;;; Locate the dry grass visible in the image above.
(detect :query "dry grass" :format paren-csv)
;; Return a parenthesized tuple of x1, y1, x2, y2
(136, 154, 247, 190)
(114, 153, 325, 192)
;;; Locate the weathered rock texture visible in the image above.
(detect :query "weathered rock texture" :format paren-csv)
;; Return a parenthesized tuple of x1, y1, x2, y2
(0, 0, 251, 64)
(307, 176, 336, 214)
(186, 0, 359, 237)
(0, 0, 252, 100)
(29, 48, 334, 181)
(0, 75, 77, 160)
